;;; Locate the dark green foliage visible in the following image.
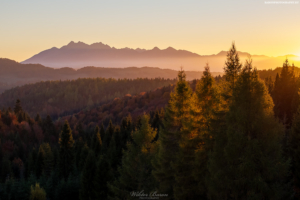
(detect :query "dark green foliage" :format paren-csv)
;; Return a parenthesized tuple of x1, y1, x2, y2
(95, 156, 111, 199)
(109, 115, 157, 199)
(272, 59, 298, 126)
(0, 52, 299, 200)
(102, 121, 114, 154)
(173, 64, 220, 200)
(208, 58, 290, 199)
(91, 126, 102, 157)
(1, 156, 12, 182)
(58, 121, 75, 179)
(289, 106, 300, 198)
(80, 150, 97, 200)
(223, 42, 242, 100)
(153, 69, 192, 199)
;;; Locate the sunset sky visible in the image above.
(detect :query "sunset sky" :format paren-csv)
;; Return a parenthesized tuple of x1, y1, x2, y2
(1, 0, 300, 62)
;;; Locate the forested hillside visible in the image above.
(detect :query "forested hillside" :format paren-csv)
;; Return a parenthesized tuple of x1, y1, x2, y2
(2, 44, 300, 199)
(0, 78, 176, 118)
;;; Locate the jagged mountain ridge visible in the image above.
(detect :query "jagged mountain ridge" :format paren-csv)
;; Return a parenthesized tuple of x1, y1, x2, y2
(21, 41, 299, 71)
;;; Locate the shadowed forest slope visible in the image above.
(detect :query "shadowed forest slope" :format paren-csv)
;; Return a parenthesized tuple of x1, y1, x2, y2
(0, 78, 176, 118)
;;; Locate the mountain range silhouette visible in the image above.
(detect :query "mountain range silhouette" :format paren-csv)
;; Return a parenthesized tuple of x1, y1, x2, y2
(21, 41, 300, 71)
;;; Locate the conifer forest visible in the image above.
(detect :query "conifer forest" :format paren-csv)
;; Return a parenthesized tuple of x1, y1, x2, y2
(1, 43, 300, 200)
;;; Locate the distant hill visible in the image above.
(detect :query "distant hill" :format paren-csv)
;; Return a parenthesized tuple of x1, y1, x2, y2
(21, 41, 300, 71)
(0, 58, 222, 92)
(0, 78, 177, 118)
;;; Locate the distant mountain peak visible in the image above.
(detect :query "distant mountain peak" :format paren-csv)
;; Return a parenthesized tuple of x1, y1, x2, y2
(61, 41, 111, 50)
(152, 47, 160, 51)
(165, 47, 176, 51)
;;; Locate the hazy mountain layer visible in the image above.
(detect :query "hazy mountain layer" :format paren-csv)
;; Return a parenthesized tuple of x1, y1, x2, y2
(22, 41, 300, 71)
(0, 58, 223, 92)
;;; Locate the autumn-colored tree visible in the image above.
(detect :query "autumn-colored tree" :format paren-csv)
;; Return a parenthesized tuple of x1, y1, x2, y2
(30, 183, 47, 200)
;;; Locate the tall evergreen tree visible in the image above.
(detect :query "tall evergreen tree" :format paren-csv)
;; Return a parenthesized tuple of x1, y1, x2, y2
(208, 58, 290, 199)
(80, 150, 98, 200)
(58, 120, 75, 179)
(152, 69, 193, 199)
(109, 114, 157, 199)
(223, 42, 242, 103)
(173, 64, 221, 199)
(272, 59, 297, 126)
(289, 106, 300, 198)
(95, 155, 111, 199)
(91, 125, 102, 157)
(102, 120, 114, 154)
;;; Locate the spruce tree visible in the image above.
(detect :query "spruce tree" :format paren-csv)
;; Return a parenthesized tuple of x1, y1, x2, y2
(91, 125, 102, 157)
(272, 59, 297, 126)
(58, 120, 74, 179)
(41, 143, 54, 176)
(109, 114, 157, 199)
(289, 106, 300, 198)
(173, 64, 220, 199)
(223, 42, 242, 103)
(208, 58, 290, 199)
(80, 150, 98, 200)
(102, 120, 114, 154)
(152, 69, 193, 198)
(95, 155, 111, 199)
(36, 146, 45, 178)
(79, 143, 89, 171)
(99, 123, 105, 142)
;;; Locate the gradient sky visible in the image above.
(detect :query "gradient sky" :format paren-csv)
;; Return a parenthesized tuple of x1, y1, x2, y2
(1, 0, 300, 62)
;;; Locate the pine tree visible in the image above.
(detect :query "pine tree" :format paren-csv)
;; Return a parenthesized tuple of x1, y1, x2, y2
(36, 146, 45, 178)
(102, 120, 114, 154)
(109, 114, 157, 199)
(152, 69, 193, 198)
(272, 59, 297, 126)
(58, 120, 74, 179)
(120, 115, 133, 150)
(91, 125, 102, 157)
(264, 76, 274, 95)
(80, 150, 98, 200)
(41, 143, 54, 176)
(43, 115, 57, 142)
(208, 58, 290, 199)
(223, 42, 242, 103)
(74, 137, 84, 170)
(100, 123, 105, 142)
(289, 106, 300, 198)
(95, 155, 111, 199)
(79, 143, 89, 171)
(173, 64, 220, 199)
